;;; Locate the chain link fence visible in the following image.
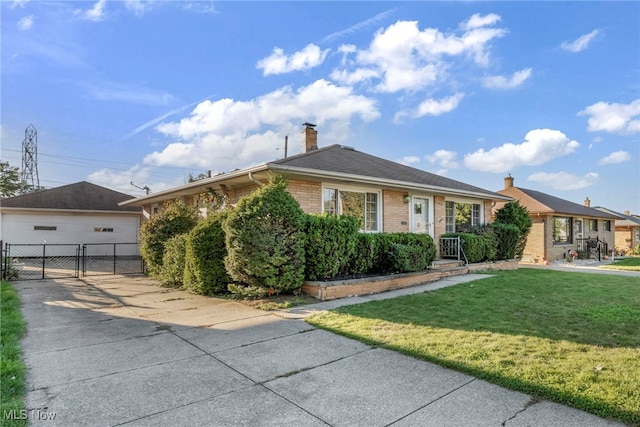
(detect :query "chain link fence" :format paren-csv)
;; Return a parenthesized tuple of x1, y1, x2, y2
(2, 242, 145, 280)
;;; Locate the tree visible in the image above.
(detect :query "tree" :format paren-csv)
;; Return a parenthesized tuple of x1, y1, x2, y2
(0, 161, 23, 198)
(494, 200, 532, 258)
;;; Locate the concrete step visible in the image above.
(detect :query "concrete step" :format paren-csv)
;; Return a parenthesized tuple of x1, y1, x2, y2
(431, 259, 463, 269)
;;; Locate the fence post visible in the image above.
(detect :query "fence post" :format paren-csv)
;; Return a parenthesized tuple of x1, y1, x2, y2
(42, 244, 46, 280)
(113, 243, 117, 275)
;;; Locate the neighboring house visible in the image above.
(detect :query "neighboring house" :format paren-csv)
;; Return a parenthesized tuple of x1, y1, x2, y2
(593, 206, 640, 254)
(120, 124, 512, 254)
(494, 175, 620, 263)
(1, 181, 143, 247)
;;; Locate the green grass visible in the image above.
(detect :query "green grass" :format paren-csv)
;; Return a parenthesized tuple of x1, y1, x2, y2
(600, 257, 640, 272)
(1, 281, 28, 427)
(307, 269, 640, 425)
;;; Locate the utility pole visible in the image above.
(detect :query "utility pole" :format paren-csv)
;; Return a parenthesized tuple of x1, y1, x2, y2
(21, 124, 40, 194)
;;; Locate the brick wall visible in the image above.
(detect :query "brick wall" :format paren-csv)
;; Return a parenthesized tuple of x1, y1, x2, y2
(521, 216, 545, 263)
(286, 179, 322, 214)
(382, 190, 409, 232)
(433, 195, 447, 255)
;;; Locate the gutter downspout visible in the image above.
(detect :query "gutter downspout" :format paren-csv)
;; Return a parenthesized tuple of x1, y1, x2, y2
(248, 172, 264, 187)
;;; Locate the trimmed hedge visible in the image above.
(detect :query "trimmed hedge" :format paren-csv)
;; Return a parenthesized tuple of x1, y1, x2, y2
(159, 233, 187, 288)
(183, 212, 230, 295)
(492, 223, 520, 260)
(444, 223, 521, 263)
(304, 214, 360, 280)
(224, 175, 306, 295)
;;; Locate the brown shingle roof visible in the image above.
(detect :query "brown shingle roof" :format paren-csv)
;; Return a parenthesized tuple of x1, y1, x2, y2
(1, 181, 141, 212)
(270, 144, 507, 199)
(497, 187, 619, 219)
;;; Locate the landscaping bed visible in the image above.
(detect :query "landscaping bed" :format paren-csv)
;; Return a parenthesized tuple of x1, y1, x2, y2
(302, 259, 518, 300)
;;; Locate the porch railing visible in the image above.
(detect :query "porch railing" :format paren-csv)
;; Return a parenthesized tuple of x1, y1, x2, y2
(439, 236, 468, 265)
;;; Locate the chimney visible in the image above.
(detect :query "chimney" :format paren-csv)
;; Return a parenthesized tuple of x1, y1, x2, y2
(301, 122, 318, 153)
(504, 174, 514, 189)
(625, 210, 630, 216)
(584, 197, 590, 207)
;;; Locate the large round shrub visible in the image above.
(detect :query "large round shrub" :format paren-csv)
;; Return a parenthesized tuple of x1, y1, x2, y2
(183, 211, 230, 295)
(223, 175, 306, 295)
(139, 199, 198, 275)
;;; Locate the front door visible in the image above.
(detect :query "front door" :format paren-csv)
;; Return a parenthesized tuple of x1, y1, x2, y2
(411, 197, 430, 234)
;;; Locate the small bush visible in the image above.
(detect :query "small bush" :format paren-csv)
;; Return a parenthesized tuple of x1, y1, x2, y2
(389, 243, 429, 272)
(345, 233, 376, 275)
(159, 234, 187, 288)
(224, 174, 306, 295)
(139, 199, 198, 276)
(304, 214, 360, 280)
(494, 200, 532, 258)
(353, 233, 436, 275)
(183, 212, 230, 295)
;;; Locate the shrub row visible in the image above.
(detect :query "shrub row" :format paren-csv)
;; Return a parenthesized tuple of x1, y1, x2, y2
(443, 223, 520, 264)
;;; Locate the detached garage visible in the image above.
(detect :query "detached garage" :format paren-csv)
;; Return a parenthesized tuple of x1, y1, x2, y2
(0, 181, 143, 247)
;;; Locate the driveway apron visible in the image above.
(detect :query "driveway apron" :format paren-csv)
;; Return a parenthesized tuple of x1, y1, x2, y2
(14, 275, 624, 426)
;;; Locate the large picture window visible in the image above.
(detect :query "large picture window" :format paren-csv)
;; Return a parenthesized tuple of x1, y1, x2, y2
(553, 216, 573, 244)
(445, 201, 482, 232)
(323, 187, 379, 231)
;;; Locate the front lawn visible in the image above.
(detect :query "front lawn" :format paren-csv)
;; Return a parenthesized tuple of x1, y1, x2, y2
(307, 269, 640, 424)
(1, 281, 28, 427)
(599, 257, 640, 272)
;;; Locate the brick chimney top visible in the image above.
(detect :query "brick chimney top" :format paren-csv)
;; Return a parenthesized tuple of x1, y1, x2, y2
(584, 197, 590, 207)
(625, 210, 630, 216)
(504, 174, 514, 189)
(301, 123, 318, 153)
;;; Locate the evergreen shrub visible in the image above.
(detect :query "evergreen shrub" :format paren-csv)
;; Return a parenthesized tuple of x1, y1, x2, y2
(183, 212, 230, 295)
(159, 233, 187, 288)
(223, 175, 306, 295)
(304, 214, 360, 280)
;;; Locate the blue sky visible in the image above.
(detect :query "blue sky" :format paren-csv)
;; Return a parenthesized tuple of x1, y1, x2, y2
(2, 1, 639, 214)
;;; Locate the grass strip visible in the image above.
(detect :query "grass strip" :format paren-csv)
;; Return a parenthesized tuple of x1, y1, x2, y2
(307, 269, 640, 425)
(599, 257, 640, 272)
(1, 281, 28, 427)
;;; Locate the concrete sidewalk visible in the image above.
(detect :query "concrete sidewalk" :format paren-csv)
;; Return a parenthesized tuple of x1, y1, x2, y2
(14, 274, 625, 426)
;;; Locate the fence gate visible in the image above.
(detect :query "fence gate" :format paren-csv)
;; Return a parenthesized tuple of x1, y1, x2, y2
(82, 243, 146, 276)
(2, 243, 80, 280)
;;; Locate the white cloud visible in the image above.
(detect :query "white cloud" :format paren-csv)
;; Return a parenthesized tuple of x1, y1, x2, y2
(426, 149, 459, 170)
(322, 9, 397, 43)
(257, 44, 330, 76)
(399, 156, 420, 165)
(88, 164, 179, 196)
(464, 129, 580, 173)
(579, 99, 640, 134)
(83, 0, 107, 22)
(17, 15, 34, 31)
(598, 150, 631, 165)
(331, 16, 506, 94)
(560, 29, 600, 53)
(395, 93, 464, 122)
(527, 171, 598, 190)
(482, 68, 532, 90)
(146, 79, 379, 168)
(11, 0, 29, 9)
(460, 13, 501, 31)
(124, 0, 154, 16)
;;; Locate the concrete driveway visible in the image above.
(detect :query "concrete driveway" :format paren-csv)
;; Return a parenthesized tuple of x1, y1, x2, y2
(14, 275, 624, 426)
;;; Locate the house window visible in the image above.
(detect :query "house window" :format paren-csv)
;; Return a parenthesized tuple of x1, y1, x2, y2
(94, 227, 114, 232)
(553, 217, 573, 244)
(323, 187, 380, 231)
(603, 220, 611, 232)
(445, 201, 482, 232)
(588, 219, 598, 232)
(34, 226, 57, 231)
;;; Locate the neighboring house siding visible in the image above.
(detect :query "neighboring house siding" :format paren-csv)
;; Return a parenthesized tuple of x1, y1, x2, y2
(382, 190, 409, 233)
(521, 216, 546, 263)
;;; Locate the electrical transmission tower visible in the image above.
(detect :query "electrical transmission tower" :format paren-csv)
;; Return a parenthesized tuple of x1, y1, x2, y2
(21, 124, 40, 194)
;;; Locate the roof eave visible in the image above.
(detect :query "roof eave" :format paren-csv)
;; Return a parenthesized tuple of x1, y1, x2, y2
(268, 164, 512, 201)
